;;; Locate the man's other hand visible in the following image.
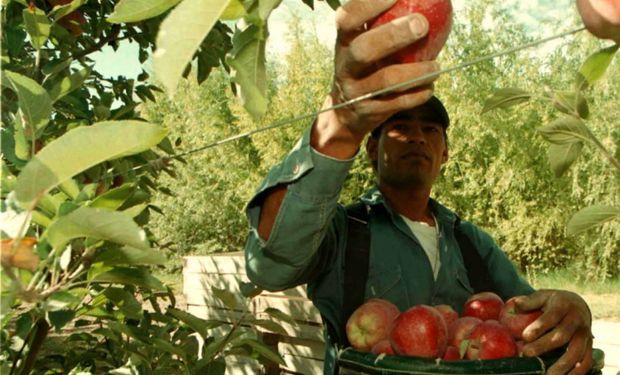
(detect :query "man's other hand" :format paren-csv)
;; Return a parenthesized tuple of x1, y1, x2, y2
(514, 289, 593, 375)
(577, 0, 620, 43)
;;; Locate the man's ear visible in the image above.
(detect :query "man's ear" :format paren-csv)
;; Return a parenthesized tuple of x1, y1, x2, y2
(366, 136, 378, 164)
(441, 147, 449, 164)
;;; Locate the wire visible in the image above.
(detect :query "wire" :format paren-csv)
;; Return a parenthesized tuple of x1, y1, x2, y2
(115, 26, 585, 178)
(171, 26, 586, 159)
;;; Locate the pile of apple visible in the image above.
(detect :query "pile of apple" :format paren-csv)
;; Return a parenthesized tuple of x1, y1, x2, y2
(345, 292, 543, 361)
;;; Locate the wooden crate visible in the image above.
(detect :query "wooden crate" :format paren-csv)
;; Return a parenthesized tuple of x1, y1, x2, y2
(183, 253, 326, 375)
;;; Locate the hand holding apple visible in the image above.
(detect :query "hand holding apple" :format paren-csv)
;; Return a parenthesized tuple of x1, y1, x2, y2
(369, 0, 453, 63)
(499, 296, 543, 340)
(312, 0, 442, 159)
(513, 290, 593, 375)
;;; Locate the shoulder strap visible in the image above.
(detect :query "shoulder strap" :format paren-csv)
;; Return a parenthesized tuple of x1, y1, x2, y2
(340, 202, 371, 346)
(453, 217, 495, 293)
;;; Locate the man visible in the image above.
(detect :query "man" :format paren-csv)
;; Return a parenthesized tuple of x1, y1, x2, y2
(245, 0, 597, 373)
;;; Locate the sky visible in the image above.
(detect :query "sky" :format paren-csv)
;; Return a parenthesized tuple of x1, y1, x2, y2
(91, 0, 578, 80)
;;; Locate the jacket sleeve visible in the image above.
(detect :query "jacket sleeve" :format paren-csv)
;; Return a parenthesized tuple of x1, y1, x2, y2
(244, 126, 354, 291)
(460, 221, 535, 300)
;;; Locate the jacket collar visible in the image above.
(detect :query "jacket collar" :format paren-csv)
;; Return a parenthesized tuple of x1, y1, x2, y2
(359, 186, 458, 228)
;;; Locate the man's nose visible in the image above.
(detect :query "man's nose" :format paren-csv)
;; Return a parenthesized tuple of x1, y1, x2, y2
(405, 127, 425, 144)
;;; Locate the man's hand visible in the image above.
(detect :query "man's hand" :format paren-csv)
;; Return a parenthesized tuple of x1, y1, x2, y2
(577, 0, 620, 43)
(312, 0, 440, 159)
(514, 289, 593, 375)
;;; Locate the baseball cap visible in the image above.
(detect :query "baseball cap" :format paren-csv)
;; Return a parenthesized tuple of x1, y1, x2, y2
(371, 96, 450, 138)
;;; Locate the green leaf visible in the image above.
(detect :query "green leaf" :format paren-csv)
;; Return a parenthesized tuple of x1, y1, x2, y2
(258, 0, 281, 20)
(153, 0, 231, 94)
(49, 0, 85, 21)
(211, 286, 238, 309)
(48, 67, 91, 103)
(152, 337, 187, 357)
(547, 142, 583, 177)
(481, 88, 531, 114)
(567, 205, 620, 236)
(108, 0, 182, 23)
(246, 318, 286, 335)
(94, 245, 167, 266)
(42, 59, 73, 76)
(23, 7, 51, 50)
(239, 281, 262, 298)
(227, 25, 268, 119)
(579, 44, 619, 86)
(167, 307, 224, 337)
(551, 90, 589, 119)
(233, 338, 284, 365)
(103, 288, 143, 320)
(48, 309, 75, 331)
(2, 71, 52, 137)
(90, 183, 136, 210)
(325, 0, 340, 10)
(537, 116, 592, 145)
(93, 267, 166, 292)
(263, 307, 296, 326)
(220, 0, 245, 20)
(44, 206, 150, 250)
(108, 321, 149, 343)
(43, 291, 81, 312)
(14, 121, 168, 207)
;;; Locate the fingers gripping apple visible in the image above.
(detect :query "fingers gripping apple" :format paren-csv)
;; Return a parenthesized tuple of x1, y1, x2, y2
(369, 0, 453, 63)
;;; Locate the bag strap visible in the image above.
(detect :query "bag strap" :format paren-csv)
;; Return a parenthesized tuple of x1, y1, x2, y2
(340, 202, 371, 347)
(336, 207, 494, 348)
(453, 216, 495, 293)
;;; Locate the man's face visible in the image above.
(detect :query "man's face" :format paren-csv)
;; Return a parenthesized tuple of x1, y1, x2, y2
(367, 107, 448, 189)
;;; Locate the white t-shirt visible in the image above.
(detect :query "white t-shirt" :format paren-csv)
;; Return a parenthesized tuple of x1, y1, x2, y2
(401, 215, 440, 280)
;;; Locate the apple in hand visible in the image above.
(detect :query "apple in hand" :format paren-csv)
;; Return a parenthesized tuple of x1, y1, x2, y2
(448, 316, 482, 349)
(466, 321, 517, 360)
(390, 305, 448, 358)
(463, 292, 504, 321)
(369, 0, 453, 63)
(499, 296, 543, 340)
(434, 304, 458, 327)
(346, 298, 400, 352)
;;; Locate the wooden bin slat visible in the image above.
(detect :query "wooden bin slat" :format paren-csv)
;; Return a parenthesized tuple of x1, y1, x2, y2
(183, 252, 246, 274)
(184, 255, 327, 375)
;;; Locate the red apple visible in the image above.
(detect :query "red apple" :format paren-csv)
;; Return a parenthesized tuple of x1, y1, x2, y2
(442, 345, 460, 361)
(371, 339, 395, 355)
(346, 299, 400, 352)
(369, 0, 453, 63)
(434, 304, 458, 327)
(499, 296, 543, 340)
(466, 321, 517, 360)
(463, 292, 504, 321)
(390, 304, 448, 358)
(448, 316, 482, 348)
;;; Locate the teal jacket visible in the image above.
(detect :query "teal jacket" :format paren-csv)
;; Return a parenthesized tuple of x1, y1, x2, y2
(245, 127, 533, 372)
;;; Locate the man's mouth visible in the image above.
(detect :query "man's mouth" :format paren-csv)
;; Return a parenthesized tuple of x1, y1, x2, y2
(402, 151, 431, 161)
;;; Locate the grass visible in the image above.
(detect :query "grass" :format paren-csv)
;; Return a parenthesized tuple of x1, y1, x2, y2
(527, 267, 620, 321)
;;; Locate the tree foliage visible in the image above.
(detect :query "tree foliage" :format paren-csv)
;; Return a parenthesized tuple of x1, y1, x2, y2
(145, 2, 619, 280)
(0, 0, 287, 373)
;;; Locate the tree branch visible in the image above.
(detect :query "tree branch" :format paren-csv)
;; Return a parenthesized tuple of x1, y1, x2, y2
(71, 25, 133, 61)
